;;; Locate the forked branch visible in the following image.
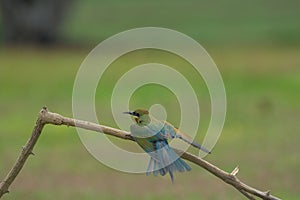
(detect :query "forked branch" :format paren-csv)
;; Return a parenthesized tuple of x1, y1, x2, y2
(0, 107, 281, 199)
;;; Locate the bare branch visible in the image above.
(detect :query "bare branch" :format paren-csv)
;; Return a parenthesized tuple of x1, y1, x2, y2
(0, 107, 46, 197)
(0, 107, 281, 199)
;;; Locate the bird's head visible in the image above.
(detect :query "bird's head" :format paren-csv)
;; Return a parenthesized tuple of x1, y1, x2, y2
(123, 108, 151, 126)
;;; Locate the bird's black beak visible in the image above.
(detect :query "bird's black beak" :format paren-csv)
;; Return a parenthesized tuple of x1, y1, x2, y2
(123, 111, 133, 115)
(123, 111, 139, 117)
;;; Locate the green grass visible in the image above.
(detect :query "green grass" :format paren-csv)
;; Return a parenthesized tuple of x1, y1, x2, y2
(0, 45, 299, 199)
(61, 0, 300, 46)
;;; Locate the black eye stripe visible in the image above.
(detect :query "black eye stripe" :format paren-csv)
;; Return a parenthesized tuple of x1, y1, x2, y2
(132, 112, 140, 117)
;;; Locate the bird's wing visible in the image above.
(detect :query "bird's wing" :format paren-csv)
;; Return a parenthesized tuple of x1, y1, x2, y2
(145, 119, 170, 140)
(134, 137, 155, 153)
(130, 123, 158, 138)
(148, 120, 177, 140)
(130, 124, 165, 153)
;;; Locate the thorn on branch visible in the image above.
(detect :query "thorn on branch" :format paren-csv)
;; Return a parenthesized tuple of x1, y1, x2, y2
(22, 146, 35, 156)
(231, 166, 239, 176)
(39, 106, 48, 117)
(265, 190, 271, 196)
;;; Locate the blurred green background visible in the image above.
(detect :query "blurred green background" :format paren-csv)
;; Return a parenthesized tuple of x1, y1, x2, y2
(0, 0, 300, 199)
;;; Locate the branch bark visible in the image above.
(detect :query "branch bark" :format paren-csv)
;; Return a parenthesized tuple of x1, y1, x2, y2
(0, 107, 281, 200)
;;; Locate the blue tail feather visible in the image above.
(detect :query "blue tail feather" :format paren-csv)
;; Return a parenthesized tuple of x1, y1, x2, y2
(146, 140, 191, 182)
(169, 169, 174, 183)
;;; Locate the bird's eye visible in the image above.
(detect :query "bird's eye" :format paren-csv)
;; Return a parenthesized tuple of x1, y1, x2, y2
(132, 112, 140, 117)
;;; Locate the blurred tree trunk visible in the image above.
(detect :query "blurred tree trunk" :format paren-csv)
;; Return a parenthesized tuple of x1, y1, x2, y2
(0, 0, 71, 44)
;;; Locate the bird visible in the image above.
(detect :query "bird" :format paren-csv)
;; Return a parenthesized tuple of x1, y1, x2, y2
(124, 108, 210, 182)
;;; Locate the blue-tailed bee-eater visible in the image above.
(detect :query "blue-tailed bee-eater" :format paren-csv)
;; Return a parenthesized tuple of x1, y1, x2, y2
(124, 108, 210, 182)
